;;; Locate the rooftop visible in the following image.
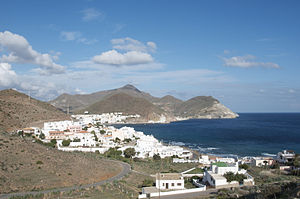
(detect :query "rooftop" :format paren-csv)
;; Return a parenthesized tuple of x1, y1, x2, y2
(212, 162, 228, 167)
(156, 173, 183, 181)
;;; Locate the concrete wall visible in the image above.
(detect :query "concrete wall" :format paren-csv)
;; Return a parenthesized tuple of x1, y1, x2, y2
(138, 187, 206, 199)
(215, 181, 239, 189)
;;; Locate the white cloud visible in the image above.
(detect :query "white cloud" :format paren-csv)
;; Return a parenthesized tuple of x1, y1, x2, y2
(0, 31, 65, 75)
(92, 50, 153, 65)
(60, 31, 98, 45)
(0, 62, 67, 100)
(111, 37, 157, 53)
(60, 31, 81, 41)
(0, 62, 18, 87)
(222, 55, 280, 68)
(81, 8, 103, 22)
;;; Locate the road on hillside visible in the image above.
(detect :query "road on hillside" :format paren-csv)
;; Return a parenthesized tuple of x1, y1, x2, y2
(0, 160, 131, 199)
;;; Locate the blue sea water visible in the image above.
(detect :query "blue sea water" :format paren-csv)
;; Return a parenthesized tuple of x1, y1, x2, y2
(115, 113, 300, 157)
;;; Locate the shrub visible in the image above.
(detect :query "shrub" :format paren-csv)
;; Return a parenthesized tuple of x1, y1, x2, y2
(62, 139, 71, 146)
(239, 163, 249, 170)
(141, 179, 154, 187)
(36, 161, 43, 165)
(39, 133, 45, 139)
(153, 154, 161, 161)
(124, 148, 136, 159)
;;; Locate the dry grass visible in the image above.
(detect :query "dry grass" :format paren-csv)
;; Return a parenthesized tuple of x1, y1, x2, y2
(0, 132, 122, 194)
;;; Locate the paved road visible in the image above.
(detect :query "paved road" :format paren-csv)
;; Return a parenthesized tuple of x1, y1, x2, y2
(0, 160, 131, 199)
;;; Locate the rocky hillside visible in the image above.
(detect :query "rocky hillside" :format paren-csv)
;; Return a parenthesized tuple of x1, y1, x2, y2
(81, 93, 166, 122)
(50, 84, 158, 113)
(174, 96, 238, 119)
(51, 85, 238, 122)
(0, 89, 69, 131)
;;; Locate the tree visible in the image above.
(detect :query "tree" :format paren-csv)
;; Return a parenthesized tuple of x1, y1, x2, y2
(239, 163, 249, 170)
(153, 154, 161, 161)
(124, 148, 136, 159)
(18, 130, 24, 137)
(39, 133, 45, 140)
(62, 139, 71, 146)
(100, 130, 106, 134)
(50, 139, 57, 145)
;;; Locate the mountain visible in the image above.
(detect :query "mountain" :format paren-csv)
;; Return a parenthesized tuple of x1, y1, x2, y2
(50, 84, 159, 113)
(174, 96, 238, 119)
(50, 85, 238, 122)
(0, 89, 69, 131)
(81, 93, 165, 121)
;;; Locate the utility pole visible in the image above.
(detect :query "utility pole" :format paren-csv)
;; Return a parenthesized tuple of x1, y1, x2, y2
(67, 103, 70, 115)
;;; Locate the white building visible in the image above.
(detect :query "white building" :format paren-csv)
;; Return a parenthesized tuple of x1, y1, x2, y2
(203, 161, 252, 188)
(251, 157, 275, 167)
(156, 173, 184, 190)
(277, 150, 295, 164)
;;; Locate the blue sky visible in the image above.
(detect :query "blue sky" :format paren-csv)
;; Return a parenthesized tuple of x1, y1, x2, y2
(0, 0, 299, 112)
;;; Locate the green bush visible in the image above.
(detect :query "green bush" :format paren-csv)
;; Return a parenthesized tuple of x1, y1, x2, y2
(36, 160, 43, 165)
(239, 163, 249, 170)
(62, 139, 71, 146)
(39, 133, 45, 139)
(124, 148, 136, 159)
(153, 154, 161, 161)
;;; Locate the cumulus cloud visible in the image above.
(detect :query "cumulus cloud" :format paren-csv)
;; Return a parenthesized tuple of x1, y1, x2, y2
(222, 55, 280, 68)
(60, 31, 97, 45)
(81, 8, 103, 22)
(92, 50, 153, 65)
(0, 62, 18, 87)
(111, 37, 157, 53)
(0, 31, 65, 75)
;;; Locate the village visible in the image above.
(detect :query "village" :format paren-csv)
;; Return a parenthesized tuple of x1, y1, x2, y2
(19, 112, 299, 199)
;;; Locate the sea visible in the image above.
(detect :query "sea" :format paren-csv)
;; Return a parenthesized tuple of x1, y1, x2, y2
(114, 113, 300, 158)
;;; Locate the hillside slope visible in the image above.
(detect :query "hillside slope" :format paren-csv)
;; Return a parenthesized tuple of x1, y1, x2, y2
(50, 84, 158, 113)
(0, 132, 121, 193)
(81, 93, 166, 121)
(175, 96, 238, 119)
(0, 89, 69, 131)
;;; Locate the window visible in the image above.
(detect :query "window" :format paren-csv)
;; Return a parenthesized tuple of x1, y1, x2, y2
(177, 183, 181, 186)
(162, 183, 164, 186)
(171, 183, 174, 186)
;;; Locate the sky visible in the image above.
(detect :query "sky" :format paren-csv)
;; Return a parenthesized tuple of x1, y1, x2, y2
(0, 0, 300, 112)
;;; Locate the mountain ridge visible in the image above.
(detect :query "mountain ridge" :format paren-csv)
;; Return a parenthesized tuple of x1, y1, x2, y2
(50, 85, 238, 122)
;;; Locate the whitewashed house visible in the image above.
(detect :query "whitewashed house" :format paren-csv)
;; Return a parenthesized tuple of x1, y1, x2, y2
(277, 150, 295, 163)
(203, 161, 254, 189)
(156, 173, 184, 190)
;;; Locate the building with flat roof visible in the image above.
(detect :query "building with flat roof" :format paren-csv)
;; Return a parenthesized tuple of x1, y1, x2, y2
(156, 173, 184, 190)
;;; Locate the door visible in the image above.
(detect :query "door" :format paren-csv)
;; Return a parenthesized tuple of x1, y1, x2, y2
(166, 183, 169, 189)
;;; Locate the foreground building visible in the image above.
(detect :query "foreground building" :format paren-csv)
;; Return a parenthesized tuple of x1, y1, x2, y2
(156, 173, 184, 190)
(203, 161, 254, 189)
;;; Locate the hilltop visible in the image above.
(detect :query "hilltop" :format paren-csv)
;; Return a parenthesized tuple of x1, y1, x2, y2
(51, 85, 238, 122)
(0, 89, 69, 131)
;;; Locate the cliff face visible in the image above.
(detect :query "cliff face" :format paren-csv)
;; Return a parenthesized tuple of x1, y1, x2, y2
(50, 85, 238, 122)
